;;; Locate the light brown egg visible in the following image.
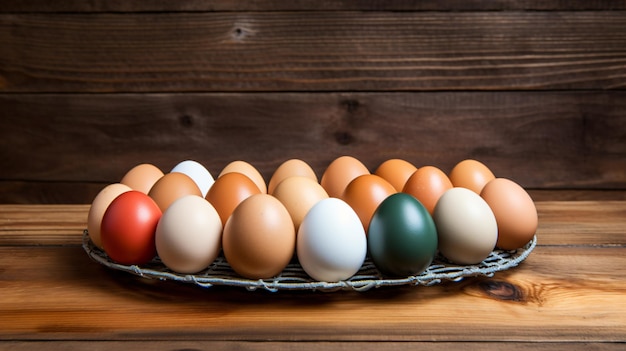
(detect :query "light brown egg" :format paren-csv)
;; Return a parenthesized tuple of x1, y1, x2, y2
(120, 163, 164, 194)
(87, 183, 132, 248)
(374, 158, 418, 192)
(449, 159, 495, 194)
(341, 174, 397, 233)
(218, 160, 267, 194)
(268, 159, 317, 195)
(320, 156, 370, 198)
(222, 194, 296, 279)
(148, 172, 202, 212)
(403, 166, 453, 215)
(481, 178, 538, 250)
(205, 172, 262, 226)
(272, 176, 329, 231)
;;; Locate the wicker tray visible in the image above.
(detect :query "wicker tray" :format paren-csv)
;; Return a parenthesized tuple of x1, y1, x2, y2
(82, 230, 536, 292)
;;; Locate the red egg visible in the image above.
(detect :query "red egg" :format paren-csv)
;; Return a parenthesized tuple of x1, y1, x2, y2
(100, 190, 162, 265)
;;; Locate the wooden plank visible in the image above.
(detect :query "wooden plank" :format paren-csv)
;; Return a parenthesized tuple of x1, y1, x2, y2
(1, 12, 626, 92)
(0, 201, 624, 251)
(0, 341, 624, 351)
(1, 0, 625, 12)
(0, 245, 624, 341)
(1, 92, 624, 197)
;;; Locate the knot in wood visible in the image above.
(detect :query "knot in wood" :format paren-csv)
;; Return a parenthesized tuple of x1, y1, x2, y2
(479, 280, 523, 301)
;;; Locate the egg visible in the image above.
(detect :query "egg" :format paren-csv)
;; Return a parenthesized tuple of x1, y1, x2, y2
(341, 174, 396, 233)
(148, 172, 202, 212)
(320, 156, 370, 198)
(368, 193, 438, 277)
(481, 178, 538, 250)
(205, 172, 262, 226)
(222, 194, 295, 279)
(100, 190, 162, 265)
(120, 163, 164, 194)
(402, 166, 453, 215)
(155, 195, 222, 274)
(297, 198, 367, 282)
(219, 160, 267, 194)
(87, 183, 132, 248)
(170, 160, 214, 197)
(268, 159, 318, 195)
(374, 158, 418, 192)
(449, 159, 495, 194)
(272, 176, 329, 231)
(433, 187, 498, 265)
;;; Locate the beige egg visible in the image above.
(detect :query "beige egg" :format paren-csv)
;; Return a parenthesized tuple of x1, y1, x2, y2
(219, 160, 267, 194)
(148, 172, 202, 212)
(272, 176, 329, 231)
(87, 183, 132, 248)
(222, 194, 295, 279)
(268, 159, 317, 195)
(155, 195, 223, 274)
(120, 163, 164, 194)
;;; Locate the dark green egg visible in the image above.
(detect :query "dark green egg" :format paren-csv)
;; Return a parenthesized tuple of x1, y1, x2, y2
(368, 193, 438, 277)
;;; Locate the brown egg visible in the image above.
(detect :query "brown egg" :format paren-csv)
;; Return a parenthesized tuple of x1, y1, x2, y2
(272, 176, 329, 231)
(218, 160, 267, 194)
(120, 163, 164, 194)
(481, 178, 538, 250)
(374, 158, 418, 192)
(321, 156, 370, 198)
(87, 183, 132, 248)
(268, 159, 318, 195)
(222, 194, 296, 279)
(342, 174, 397, 233)
(205, 172, 262, 226)
(148, 172, 202, 212)
(403, 166, 453, 215)
(449, 159, 495, 194)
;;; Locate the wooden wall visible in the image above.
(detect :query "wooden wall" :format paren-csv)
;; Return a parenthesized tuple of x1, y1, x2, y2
(1, 1, 625, 203)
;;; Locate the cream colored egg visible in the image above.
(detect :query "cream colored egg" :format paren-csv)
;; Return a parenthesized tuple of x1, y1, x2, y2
(433, 187, 498, 265)
(155, 195, 222, 274)
(272, 176, 329, 231)
(87, 183, 132, 248)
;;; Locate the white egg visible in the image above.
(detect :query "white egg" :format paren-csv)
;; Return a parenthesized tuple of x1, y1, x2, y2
(297, 198, 366, 282)
(155, 195, 222, 274)
(433, 187, 498, 265)
(170, 160, 214, 197)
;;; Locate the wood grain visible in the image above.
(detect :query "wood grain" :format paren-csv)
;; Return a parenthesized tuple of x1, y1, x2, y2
(1, 92, 624, 203)
(2, 341, 624, 351)
(0, 245, 624, 341)
(1, 12, 626, 92)
(1, 0, 625, 12)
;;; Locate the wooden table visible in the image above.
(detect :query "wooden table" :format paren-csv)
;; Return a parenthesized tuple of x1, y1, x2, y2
(1, 202, 625, 350)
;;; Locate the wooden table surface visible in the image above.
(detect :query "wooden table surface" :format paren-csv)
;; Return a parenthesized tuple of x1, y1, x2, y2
(1, 202, 625, 350)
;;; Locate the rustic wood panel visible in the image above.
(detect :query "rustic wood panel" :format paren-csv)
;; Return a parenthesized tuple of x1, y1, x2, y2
(2, 341, 624, 351)
(1, 92, 624, 203)
(1, 244, 624, 341)
(1, 12, 625, 92)
(2, 0, 626, 12)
